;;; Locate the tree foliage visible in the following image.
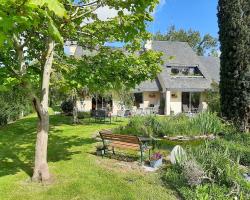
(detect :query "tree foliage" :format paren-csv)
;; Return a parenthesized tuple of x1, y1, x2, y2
(0, 0, 162, 181)
(153, 26, 218, 56)
(218, 0, 250, 130)
(59, 47, 162, 94)
(203, 82, 221, 115)
(0, 86, 32, 125)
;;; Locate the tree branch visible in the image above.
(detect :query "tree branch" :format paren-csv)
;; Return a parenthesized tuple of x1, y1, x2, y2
(13, 34, 27, 75)
(69, 1, 99, 8)
(71, 5, 101, 21)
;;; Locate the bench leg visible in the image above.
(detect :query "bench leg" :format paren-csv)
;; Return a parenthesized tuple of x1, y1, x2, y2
(149, 149, 151, 160)
(140, 149, 143, 164)
(112, 147, 115, 155)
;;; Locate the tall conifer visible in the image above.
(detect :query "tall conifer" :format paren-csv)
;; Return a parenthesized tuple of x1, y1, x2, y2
(218, 0, 250, 130)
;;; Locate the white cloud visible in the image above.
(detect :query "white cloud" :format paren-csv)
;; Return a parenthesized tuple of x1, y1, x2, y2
(153, 0, 166, 15)
(81, 6, 130, 26)
(95, 6, 120, 21)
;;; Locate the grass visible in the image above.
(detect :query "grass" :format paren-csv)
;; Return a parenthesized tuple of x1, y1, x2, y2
(0, 114, 178, 200)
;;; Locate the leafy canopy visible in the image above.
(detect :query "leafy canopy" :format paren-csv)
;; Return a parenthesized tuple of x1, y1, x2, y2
(0, 0, 162, 96)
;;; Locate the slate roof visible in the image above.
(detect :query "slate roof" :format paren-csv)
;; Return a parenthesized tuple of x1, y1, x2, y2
(136, 41, 220, 92)
(134, 78, 162, 92)
(199, 56, 220, 83)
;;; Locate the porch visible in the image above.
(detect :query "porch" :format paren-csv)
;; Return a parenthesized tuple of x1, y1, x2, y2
(133, 91, 207, 116)
(164, 91, 207, 115)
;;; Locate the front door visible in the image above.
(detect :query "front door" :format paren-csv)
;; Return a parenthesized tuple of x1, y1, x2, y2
(182, 92, 190, 112)
(182, 92, 201, 113)
(134, 93, 143, 108)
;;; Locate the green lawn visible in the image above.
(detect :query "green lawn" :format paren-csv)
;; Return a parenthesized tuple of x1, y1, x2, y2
(0, 114, 178, 200)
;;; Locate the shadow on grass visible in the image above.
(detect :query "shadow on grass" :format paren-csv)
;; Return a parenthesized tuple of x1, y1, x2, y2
(89, 151, 139, 163)
(0, 114, 95, 178)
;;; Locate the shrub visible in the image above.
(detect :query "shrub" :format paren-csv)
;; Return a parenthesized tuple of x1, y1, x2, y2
(164, 140, 250, 199)
(113, 116, 153, 137)
(191, 142, 250, 199)
(113, 112, 225, 137)
(164, 165, 231, 199)
(191, 111, 225, 135)
(182, 160, 205, 187)
(61, 100, 74, 114)
(203, 82, 221, 115)
(0, 87, 32, 126)
(209, 136, 250, 166)
(194, 184, 229, 200)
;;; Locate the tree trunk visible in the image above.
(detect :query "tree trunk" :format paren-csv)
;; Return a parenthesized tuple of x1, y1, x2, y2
(32, 38, 55, 182)
(73, 95, 79, 124)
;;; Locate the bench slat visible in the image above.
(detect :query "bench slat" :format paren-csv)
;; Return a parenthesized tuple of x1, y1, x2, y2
(99, 130, 151, 163)
(111, 141, 140, 147)
(100, 131, 140, 144)
(100, 132, 138, 139)
(110, 142, 140, 150)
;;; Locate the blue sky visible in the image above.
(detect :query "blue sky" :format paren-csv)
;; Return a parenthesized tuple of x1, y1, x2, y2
(149, 0, 219, 38)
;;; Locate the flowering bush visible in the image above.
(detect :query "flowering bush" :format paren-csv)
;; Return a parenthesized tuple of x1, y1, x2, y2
(151, 152, 162, 161)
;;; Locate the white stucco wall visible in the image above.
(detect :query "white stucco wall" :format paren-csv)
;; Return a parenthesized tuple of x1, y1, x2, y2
(143, 92, 161, 108)
(170, 91, 182, 114)
(76, 96, 92, 112)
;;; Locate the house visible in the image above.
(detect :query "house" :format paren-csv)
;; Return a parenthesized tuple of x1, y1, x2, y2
(133, 41, 220, 115)
(72, 41, 220, 115)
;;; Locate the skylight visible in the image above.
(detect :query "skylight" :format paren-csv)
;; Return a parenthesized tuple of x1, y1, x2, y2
(167, 66, 204, 78)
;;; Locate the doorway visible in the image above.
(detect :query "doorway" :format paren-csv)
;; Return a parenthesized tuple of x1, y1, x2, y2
(134, 93, 143, 108)
(92, 95, 112, 111)
(182, 92, 201, 112)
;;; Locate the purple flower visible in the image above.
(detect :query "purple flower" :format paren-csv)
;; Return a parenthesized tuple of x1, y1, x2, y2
(151, 152, 162, 161)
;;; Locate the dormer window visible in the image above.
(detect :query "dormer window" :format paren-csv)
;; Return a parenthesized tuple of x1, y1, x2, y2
(167, 65, 204, 77)
(171, 68, 179, 75)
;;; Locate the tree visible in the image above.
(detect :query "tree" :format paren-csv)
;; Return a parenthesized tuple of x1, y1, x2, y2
(218, 0, 250, 130)
(153, 26, 218, 56)
(203, 82, 221, 115)
(0, 0, 161, 181)
(54, 46, 163, 123)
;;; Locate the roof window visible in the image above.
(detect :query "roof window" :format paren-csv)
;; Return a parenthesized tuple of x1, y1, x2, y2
(168, 66, 204, 78)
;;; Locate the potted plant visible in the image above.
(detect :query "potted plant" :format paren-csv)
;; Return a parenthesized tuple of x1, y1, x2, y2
(150, 152, 163, 168)
(96, 145, 107, 156)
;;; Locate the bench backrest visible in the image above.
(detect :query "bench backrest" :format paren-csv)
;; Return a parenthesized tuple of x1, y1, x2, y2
(99, 130, 140, 144)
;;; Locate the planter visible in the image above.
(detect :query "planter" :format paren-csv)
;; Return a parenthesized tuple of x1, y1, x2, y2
(96, 149, 105, 156)
(150, 158, 163, 168)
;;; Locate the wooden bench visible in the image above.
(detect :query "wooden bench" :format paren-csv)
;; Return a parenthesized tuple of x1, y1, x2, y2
(99, 130, 152, 163)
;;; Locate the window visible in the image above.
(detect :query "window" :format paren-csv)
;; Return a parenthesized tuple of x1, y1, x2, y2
(168, 66, 203, 77)
(171, 68, 179, 75)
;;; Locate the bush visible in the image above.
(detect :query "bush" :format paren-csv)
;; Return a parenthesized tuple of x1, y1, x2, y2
(114, 116, 153, 137)
(191, 111, 225, 135)
(191, 142, 250, 199)
(203, 82, 221, 115)
(61, 100, 74, 114)
(113, 112, 225, 137)
(158, 114, 198, 136)
(0, 87, 32, 126)
(182, 160, 205, 187)
(164, 140, 250, 199)
(209, 135, 250, 166)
